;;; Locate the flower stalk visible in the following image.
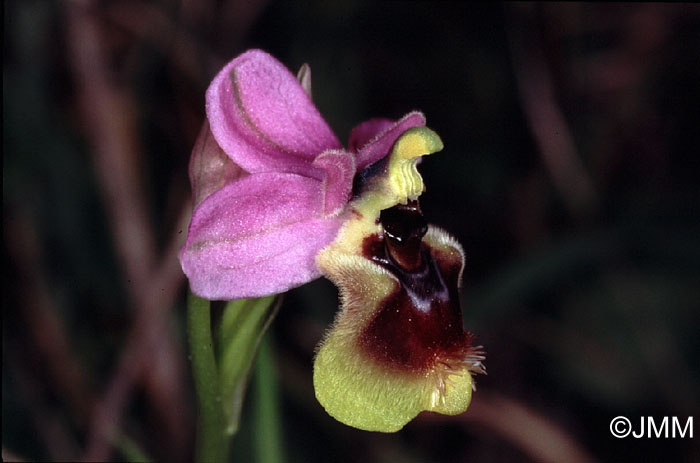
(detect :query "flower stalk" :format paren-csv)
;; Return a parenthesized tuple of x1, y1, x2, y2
(187, 290, 228, 463)
(188, 289, 279, 462)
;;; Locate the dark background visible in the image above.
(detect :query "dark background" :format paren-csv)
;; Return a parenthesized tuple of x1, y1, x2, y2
(4, 1, 700, 462)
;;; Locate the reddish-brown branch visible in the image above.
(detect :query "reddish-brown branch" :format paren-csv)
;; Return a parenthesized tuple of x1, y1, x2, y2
(65, 0, 191, 460)
(459, 393, 596, 463)
(79, 205, 189, 461)
(5, 211, 96, 428)
(104, 0, 220, 85)
(507, 3, 598, 218)
(6, 342, 82, 461)
(2, 448, 27, 462)
(65, 0, 157, 297)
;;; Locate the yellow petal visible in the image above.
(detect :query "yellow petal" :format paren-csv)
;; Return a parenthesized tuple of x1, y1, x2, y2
(353, 126, 444, 220)
(324, 127, 443, 262)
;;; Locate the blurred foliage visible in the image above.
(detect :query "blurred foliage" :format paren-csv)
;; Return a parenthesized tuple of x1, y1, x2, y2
(3, 1, 700, 462)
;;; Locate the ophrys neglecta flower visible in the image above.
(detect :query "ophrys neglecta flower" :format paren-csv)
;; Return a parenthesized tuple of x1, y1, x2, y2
(179, 49, 485, 432)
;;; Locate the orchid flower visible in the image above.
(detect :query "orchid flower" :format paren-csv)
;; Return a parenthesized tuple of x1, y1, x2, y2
(180, 49, 484, 433)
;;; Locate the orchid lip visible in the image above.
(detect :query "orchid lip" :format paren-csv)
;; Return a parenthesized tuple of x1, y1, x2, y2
(313, 121, 484, 431)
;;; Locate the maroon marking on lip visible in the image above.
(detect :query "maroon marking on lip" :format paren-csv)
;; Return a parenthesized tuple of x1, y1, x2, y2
(358, 211, 471, 373)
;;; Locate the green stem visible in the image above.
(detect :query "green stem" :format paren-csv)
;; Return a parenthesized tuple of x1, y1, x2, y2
(252, 335, 285, 463)
(187, 290, 229, 463)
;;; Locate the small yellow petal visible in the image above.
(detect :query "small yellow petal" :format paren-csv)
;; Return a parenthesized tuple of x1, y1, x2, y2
(386, 126, 444, 202)
(353, 126, 443, 219)
(322, 127, 444, 264)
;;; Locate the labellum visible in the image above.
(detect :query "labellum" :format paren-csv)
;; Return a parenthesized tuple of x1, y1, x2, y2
(314, 127, 485, 432)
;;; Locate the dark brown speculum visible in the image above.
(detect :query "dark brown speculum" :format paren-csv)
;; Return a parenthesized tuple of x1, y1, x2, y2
(380, 200, 428, 272)
(360, 200, 471, 373)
